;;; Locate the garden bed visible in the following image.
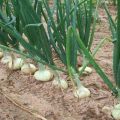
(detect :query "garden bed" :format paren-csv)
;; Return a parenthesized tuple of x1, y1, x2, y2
(0, 5, 118, 120)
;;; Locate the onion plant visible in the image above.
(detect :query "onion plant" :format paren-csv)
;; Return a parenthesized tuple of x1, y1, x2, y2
(103, 0, 120, 92)
(0, 0, 118, 96)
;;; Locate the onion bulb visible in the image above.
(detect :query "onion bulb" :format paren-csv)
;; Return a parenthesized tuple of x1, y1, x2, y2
(8, 58, 24, 70)
(78, 66, 92, 74)
(1, 55, 12, 64)
(19, 33, 28, 52)
(21, 63, 37, 74)
(19, 43, 25, 52)
(0, 51, 3, 59)
(102, 106, 112, 116)
(73, 86, 90, 98)
(22, 33, 28, 42)
(52, 79, 68, 89)
(112, 104, 120, 120)
(34, 69, 53, 81)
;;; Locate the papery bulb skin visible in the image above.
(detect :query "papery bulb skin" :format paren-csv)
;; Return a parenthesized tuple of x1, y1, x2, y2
(21, 63, 37, 74)
(9, 58, 24, 70)
(73, 86, 90, 98)
(52, 79, 68, 89)
(78, 66, 92, 74)
(34, 70, 53, 81)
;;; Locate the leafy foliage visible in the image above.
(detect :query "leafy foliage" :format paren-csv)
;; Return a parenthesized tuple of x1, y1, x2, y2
(104, 0, 120, 89)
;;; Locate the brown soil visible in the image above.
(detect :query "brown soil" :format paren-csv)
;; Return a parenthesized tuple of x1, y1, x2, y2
(0, 5, 118, 120)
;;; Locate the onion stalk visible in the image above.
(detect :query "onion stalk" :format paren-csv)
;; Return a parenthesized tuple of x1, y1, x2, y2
(70, 67, 91, 98)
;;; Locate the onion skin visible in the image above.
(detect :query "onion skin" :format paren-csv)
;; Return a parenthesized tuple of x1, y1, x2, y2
(19, 44, 25, 52)
(73, 86, 90, 98)
(21, 63, 37, 74)
(60, 79, 68, 89)
(34, 70, 54, 81)
(1, 55, 12, 64)
(78, 66, 92, 74)
(52, 79, 68, 89)
(8, 58, 24, 70)
(102, 106, 112, 116)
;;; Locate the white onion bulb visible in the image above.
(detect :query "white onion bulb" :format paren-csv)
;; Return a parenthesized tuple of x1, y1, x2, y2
(52, 79, 68, 89)
(19, 33, 28, 52)
(112, 104, 120, 120)
(8, 58, 24, 70)
(1, 55, 12, 64)
(102, 106, 112, 116)
(22, 33, 28, 42)
(73, 86, 90, 98)
(34, 70, 53, 81)
(19, 44, 25, 52)
(78, 66, 92, 74)
(21, 63, 37, 74)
